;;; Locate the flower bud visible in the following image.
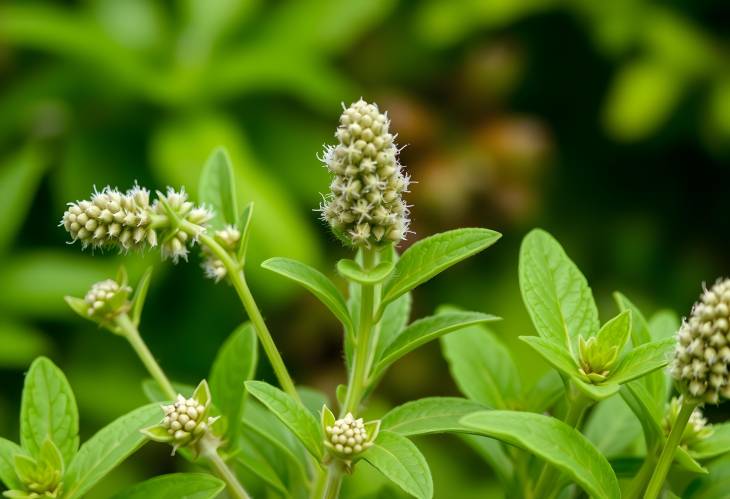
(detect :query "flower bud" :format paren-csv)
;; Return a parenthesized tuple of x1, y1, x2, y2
(321, 406, 379, 467)
(671, 279, 730, 404)
(201, 225, 240, 282)
(319, 100, 411, 248)
(577, 335, 619, 384)
(142, 380, 218, 455)
(8, 439, 64, 499)
(662, 396, 713, 448)
(84, 278, 132, 322)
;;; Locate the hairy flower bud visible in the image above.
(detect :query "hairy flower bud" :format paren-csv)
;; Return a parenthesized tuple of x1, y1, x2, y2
(61, 186, 212, 263)
(84, 279, 131, 321)
(662, 397, 713, 448)
(670, 279, 730, 404)
(142, 380, 218, 455)
(319, 99, 411, 247)
(201, 225, 240, 282)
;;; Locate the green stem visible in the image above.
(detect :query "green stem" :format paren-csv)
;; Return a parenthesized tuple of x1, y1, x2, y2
(196, 229, 299, 402)
(114, 314, 176, 400)
(625, 451, 657, 499)
(201, 436, 252, 499)
(532, 390, 591, 499)
(644, 399, 697, 499)
(322, 463, 344, 499)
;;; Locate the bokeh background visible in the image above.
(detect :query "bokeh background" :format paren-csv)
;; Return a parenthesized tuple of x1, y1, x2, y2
(0, 0, 728, 497)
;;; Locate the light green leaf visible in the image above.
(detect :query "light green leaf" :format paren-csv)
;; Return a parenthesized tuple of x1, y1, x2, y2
(199, 147, 239, 230)
(691, 422, 730, 460)
(373, 312, 500, 377)
(209, 323, 257, 445)
(609, 338, 674, 385)
(381, 397, 488, 436)
(244, 381, 323, 460)
(130, 266, 153, 327)
(336, 258, 395, 285)
(0, 146, 46, 255)
(595, 310, 632, 354)
(0, 437, 23, 490)
(524, 371, 564, 413)
(441, 319, 520, 409)
(676, 447, 708, 474)
(648, 310, 680, 341)
(0, 322, 52, 369)
(236, 202, 254, 263)
(362, 431, 433, 499)
(619, 383, 663, 448)
(380, 228, 501, 308)
(584, 395, 642, 457)
(373, 293, 412, 364)
(262, 257, 353, 334)
(613, 292, 652, 345)
(460, 434, 513, 486)
(64, 404, 162, 499)
(20, 357, 79, 464)
(111, 473, 225, 499)
(519, 229, 599, 354)
(461, 411, 620, 499)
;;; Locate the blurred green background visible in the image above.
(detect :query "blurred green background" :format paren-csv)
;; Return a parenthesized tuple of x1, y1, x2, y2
(0, 0, 728, 497)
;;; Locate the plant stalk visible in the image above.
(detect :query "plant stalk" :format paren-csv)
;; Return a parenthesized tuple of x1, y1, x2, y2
(196, 229, 299, 402)
(624, 451, 657, 499)
(201, 436, 252, 499)
(114, 313, 176, 400)
(643, 398, 697, 499)
(322, 463, 344, 499)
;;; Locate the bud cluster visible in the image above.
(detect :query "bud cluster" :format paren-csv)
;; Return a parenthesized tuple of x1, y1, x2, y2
(577, 335, 618, 384)
(319, 99, 411, 247)
(325, 413, 373, 459)
(670, 278, 730, 404)
(83, 279, 131, 321)
(662, 397, 713, 449)
(6, 440, 64, 499)
(201, 225, 241, 282)
(61, 185, 212, 263)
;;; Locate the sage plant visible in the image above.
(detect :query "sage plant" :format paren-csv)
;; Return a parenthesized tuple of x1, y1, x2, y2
(2, 100, 729, 499)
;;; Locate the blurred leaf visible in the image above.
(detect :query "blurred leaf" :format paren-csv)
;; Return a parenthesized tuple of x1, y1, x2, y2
(0, 146, 47, 255)
(141, 379, 195, 403)
(149, 114, 321, 299)
(91, 0, 166, 53)
(0, 251, 119, 319)
(297, 386, 329, 418)
(381, 229, 501, 309)
(373, 293, 412, 364)
(20, 357, 79, 464)
(691, 423, 730, 460)
(0, 322, 52, 369)
(462, 411, 620, 499)
(244, 381, 323, 460)
(381, 397, 488, 436)
(373, 312, 500, 379)
(63, 404, 162, 499)
(707, 78, 730, 144)
(198, 147, 239, 231)
(130, 266, 153, 328)
(440, 318, 520, 409)
(584, 395, 642, 457)
(234, 432, 288, 495)
(0, 438, 23, 490)
(111, 473, 224, 499)
(460, 434, 513, 487)
(603, 60, 685, 142)
(362, 431, 433, 499)
(519, 229, 599, 355)
(524, 371, 564, 413)
(685, 453, 730, 498)
(209, 323, 257, 446)
(620, 382, 663, 449)
(648, 310, 679, 341)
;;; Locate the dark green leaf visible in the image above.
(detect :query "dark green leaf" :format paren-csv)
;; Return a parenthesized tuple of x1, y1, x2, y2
(362, 431, 433, 499)
(236, 202, 254, 263)
(198, 147, 239, 230)
(111, 473, 225, 499)
(141, 380, 195, 403)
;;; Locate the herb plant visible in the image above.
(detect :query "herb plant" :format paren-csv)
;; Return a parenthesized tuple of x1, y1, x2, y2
(1, 100, 728, 498)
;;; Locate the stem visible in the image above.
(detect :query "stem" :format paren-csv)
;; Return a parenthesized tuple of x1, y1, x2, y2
(533, 389, 591, 499)
(625, 451, 657, 499)
(644, 399, 697, 499)
(322, 463, 344, 499)
(196, 229, 299, 402)
(201, 436, 252, 499)
(114, 314, 176, 400)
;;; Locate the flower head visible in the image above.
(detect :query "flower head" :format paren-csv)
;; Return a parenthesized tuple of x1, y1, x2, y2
(321, 406, 379, 468)
(4, 440, 64, 499)
(670, 278, 730, 404)
(84, 279, 132, 321)
(578, 335, 619, 384)
(319, 99, 411, 248)
(201, 225, 240, 282)
(142, 380, 218, 455)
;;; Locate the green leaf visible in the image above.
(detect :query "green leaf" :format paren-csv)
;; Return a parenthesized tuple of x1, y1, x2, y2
(0, 437, 23, 490)
(691, 422, 730, 460)
(619, 382, 663, 448)
(380, 228, 501, 308)
(381, 397, 488, 436)
(441, 319, 520, 409)
(519, 229, 599, 354)
(595, 310, 632, 355)
(234, 433, 288, 495)
(111, 473, 225, 499)
(373, 293, 412, 363)
(584, 395, 643, 457)
(209, 323, 258, 446)
(141, 380, 195, 403)
(0, 322, 52, 369)
(244, 381, 323, 460)
(609, 338, 674, 385)
(130, 266, 153, 327)
(524, 371, 564, 413)
(460, 434, 513, 486)
(336, 258, 395, 285)
(648, 310, 680, 341)
(685, 453, 730, 498)
(373, 312, 500, 378)
(676, 447, 708, 474)
(198, 147, 239, 230)
(261, 257, 353, 334)
(63, 404, 162, 499)
(461, 411, 620, 499)
(20, 357, 79, 464)
(297, 386, 329, 419)
(236, 202, 254, 263)
(362, 431, 433, 499)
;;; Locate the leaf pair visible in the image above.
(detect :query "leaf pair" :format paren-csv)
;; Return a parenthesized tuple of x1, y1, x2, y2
(519, 229, 674, 400)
